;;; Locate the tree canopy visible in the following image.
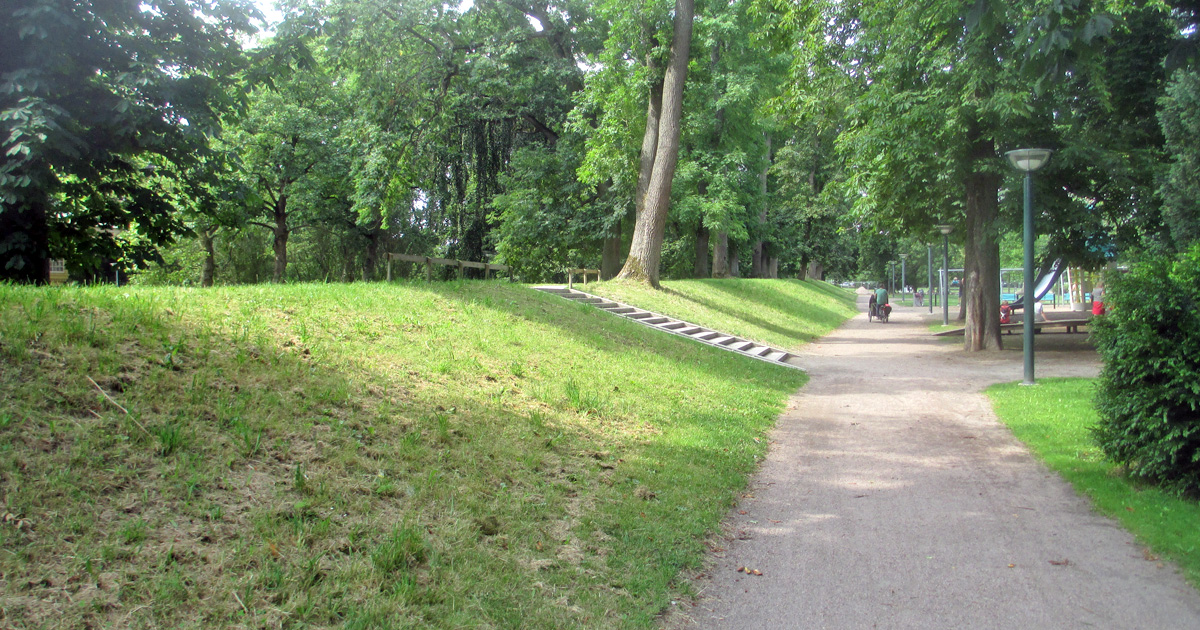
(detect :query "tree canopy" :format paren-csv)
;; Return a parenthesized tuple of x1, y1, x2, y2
(4, 0, 1197, 343)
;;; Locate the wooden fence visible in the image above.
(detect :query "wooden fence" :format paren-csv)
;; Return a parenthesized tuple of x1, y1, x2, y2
(386, 253, 510, 281)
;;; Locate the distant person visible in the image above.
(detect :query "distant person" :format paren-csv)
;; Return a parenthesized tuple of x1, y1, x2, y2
(1000, 301, 1012, 324)
(1033, 300, 1047, 322)
(875, 287, 889, 308)
(1092, 283, 1105, 316)
(914, 289, 924, 307)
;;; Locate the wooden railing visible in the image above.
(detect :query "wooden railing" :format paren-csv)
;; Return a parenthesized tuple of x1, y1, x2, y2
(567, 268, 600, 289)
(386, 253, 510, 281)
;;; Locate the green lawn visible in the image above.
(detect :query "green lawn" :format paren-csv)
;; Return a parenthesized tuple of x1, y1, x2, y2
(0, 279, 851, 629)
(987, 378, 1200, 589)
(585, 278, 858, 351)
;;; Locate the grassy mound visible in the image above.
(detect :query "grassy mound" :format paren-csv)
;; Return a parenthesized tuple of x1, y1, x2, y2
(586, 278, 858, 351)
(0, 280, 851, 629)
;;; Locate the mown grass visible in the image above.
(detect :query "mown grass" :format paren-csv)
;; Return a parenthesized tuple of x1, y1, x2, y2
(586, 278, 858, 351)
(0, 279, 848, 629)
(987, 378, 1200, 589)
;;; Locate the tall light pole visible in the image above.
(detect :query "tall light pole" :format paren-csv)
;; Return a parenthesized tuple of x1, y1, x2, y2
(1006, 148, 1053, 386)
(927, 246, 934, 313)
(935, 225, 953, 326)
(900, 253, 908, 305)
(889, 261, 896, 297)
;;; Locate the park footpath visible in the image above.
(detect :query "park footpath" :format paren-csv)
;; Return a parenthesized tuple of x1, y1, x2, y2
(670, 296, 1200, 630)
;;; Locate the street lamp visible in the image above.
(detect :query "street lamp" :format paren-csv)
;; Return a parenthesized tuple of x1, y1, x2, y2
(935, 225, 953, 326)
(926, 245, 934, 313)
(1006, 148, 1052, 386)
(900, 253, 908, 305)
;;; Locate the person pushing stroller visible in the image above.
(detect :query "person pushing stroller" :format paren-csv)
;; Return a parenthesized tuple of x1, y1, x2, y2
(869, 286, 891, 321)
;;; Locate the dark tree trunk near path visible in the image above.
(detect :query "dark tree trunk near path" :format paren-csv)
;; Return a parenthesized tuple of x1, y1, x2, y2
(752, 133, 772, 277)
(712, 231, 730, 278)
(962, 122, 1003, 351)
(198, 226, 217, 287)
(694, 225, 709, 277)
(616, 0, 693, 286)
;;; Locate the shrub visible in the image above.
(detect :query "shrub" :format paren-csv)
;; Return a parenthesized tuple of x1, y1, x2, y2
(1092, 245, 1200, 495)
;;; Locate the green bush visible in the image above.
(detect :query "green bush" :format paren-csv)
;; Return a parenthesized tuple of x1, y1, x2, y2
(1092, 245, 1200, 495)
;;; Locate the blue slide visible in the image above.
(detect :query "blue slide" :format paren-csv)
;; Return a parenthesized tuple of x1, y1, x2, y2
(1012, 258, 1065, 310)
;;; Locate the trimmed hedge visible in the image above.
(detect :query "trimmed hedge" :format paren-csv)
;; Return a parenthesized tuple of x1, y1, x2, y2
(1092, 245, 1200, 495)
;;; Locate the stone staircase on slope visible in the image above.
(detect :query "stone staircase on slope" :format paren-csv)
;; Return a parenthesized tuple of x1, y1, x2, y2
(534, 286, 805, 371)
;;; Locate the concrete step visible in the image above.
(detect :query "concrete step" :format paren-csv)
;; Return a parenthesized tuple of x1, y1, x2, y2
(533, 286, 804, 372)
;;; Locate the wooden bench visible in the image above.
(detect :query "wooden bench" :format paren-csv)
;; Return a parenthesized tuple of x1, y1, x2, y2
(934, 318, 1092, 337)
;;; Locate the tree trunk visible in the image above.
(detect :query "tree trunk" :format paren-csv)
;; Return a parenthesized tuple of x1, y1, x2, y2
(272, 196, 289, 284)
(636, 59, 664, 224)
(730, 241, 739, 277)
(752, 132, 771, 277)
(0, 192, 50, 284)
(962, 123, 1002, 351)
(602, 220, 623, 280)
(712, 232, 730, 278)
(768, 256, 778, 279)
(616, 0, 693, 286)
(198, 226, 217, 287)
(694, 225, 709, 277)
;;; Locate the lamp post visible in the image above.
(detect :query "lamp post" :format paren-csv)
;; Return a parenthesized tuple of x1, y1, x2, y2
(1006, 148, 1053, 386)
(889, 261, 896, 297)
(900, 254, 908, 305)
(927, 246, 934, 313)
(935, 225, 953, 326)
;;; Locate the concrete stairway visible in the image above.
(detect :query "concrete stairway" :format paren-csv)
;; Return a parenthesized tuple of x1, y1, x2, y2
(534, 286, 805, 371)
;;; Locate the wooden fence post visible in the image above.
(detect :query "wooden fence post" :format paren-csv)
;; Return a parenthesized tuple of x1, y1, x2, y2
(387, 256, 392, 282)
(425, 257, 433, 282)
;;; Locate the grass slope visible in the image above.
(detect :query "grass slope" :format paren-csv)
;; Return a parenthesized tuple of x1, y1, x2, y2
(586, 278, 858, 351)
(988, 378, 1200, 589)
(0, 279, 850, 629)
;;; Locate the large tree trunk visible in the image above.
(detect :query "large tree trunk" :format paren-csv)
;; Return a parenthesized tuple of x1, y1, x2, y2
(768, 256, 778, 279)
(616, 0, 693, 286)
(635, 58, 664, 225)
(962, 123, 1003, 351)
(730, 241, 739, 276)
(0, 192, 50, 284)
(198, 226, 217, 287)
(272, 196, 289, 284)
(712, 232, 730, 278)
(752, 132, 771, 278)
(694, 225, 709, 277)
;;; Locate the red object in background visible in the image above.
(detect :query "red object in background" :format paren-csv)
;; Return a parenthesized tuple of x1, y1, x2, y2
(1092, 301, 1105, 316)
(1000, 304, 1012, 324)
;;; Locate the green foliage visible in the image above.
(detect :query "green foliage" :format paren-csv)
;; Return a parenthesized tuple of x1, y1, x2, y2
(0, 0, 258, 282)
(1092, 245, 1200, 495)
(1159, 69, 1200, 250)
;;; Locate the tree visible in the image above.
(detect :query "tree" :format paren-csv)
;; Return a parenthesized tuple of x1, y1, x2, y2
(1, 0, 257, 283)
(1159, 69, 1200, 250)
(617, 0, 694, 286)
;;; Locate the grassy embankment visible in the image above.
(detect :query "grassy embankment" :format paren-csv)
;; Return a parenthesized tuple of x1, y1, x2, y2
(988, 378, 1200, 589)
(587, 278, 856, 350)
(0, 279, 855, 629)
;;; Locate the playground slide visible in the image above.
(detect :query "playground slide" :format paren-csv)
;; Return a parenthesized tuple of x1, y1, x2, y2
(1011, 258, 1064, 310)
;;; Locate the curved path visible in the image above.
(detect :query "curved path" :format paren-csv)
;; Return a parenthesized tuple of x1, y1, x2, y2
(673, 297, 1200, 629)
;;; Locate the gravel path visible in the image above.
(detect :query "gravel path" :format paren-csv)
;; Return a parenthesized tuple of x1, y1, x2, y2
(673, 296, 1200, 629)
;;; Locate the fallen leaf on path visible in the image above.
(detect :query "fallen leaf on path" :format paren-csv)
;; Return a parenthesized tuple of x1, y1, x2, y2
(1007, 564, 1016, 568)
(1049, 559, 1070, 566)
(768, 519, 781, 524)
